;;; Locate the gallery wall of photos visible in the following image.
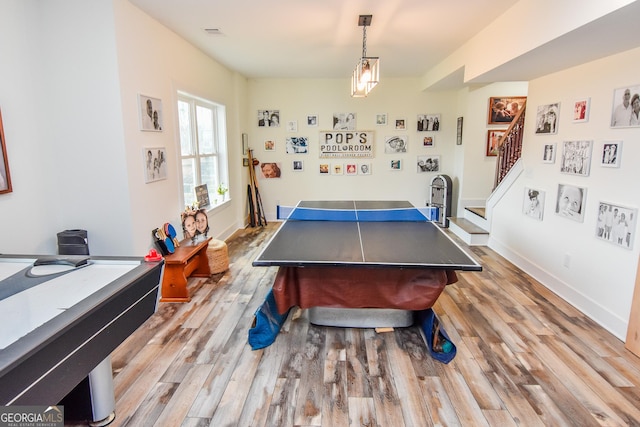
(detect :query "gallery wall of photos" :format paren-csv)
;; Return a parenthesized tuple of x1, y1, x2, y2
(522, 84, 639, 251)
(254, 110, 443, 179)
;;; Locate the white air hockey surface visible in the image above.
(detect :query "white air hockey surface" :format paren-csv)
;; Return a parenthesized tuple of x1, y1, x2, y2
(0, 257, 139, 349)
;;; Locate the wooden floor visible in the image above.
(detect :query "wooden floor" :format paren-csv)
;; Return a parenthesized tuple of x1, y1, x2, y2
(84, 223, 640, 426)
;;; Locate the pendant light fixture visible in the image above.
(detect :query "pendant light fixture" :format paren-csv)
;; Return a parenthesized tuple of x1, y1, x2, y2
(351, 15, 379, 98)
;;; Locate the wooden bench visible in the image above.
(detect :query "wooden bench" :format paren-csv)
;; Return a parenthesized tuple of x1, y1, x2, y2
(160, 237, 211, 302)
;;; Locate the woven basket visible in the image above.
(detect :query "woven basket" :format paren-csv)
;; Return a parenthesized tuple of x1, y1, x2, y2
(207, 239, 229, 274)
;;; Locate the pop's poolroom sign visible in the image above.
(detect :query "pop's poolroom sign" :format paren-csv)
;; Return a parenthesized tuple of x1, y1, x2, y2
(319, 131, 374, 158)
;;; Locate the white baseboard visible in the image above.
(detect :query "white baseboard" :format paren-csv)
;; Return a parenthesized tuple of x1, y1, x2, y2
(488, 236, 628, 341)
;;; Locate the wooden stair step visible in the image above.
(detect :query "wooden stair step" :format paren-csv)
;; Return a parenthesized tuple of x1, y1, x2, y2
(448, 217, 488, 234)
(465, 206, 486, 219)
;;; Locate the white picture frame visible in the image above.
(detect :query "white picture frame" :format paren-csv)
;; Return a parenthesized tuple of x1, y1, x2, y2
(535, 103, 560, 134)
(601, 141, 622, 168)
(306, 114, 318, 127)
(595, 201, 637, 249)
(390, 159, 402, 171)
(143, 147, 167, 183)
(376, 113, 387, 126)
(555, 183, 587, 222)
(384, 136, 408, 153)
(286, 120, 298, 132)
(542, 143, 557, 164)
(138, 94, 163, 131)
(610, 85, 640, 128)
(573, 98, 590, 123)
(417, 155, 440, 173)
(559, 140, 593, 176)
(523, 187, 545, 221)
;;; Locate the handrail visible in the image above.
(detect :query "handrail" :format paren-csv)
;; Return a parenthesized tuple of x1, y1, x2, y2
(494, 101, 526, 189)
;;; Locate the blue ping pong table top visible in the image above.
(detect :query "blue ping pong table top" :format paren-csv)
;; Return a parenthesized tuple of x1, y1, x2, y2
(252, 201, 482, 271)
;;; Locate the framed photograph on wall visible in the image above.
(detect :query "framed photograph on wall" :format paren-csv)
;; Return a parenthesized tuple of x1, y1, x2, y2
(258, 110, 280, 127)
(306, 114, 318, 127)
(610, 85, 640, 127)
(292, 160, 304, 172)
(0, 109, 13, 194)
(359, 162, 372, 175)
(573, 98, 590, 123)
(319, 163, 329, 175)
(595, 201, 637, 249)
(535, 103, 560, 134)
(376, 113, 387, 126)
(417, 155, 440, 172)
(264, 139, 275, 151)
(555, 183, 587, 222)
(285, 137, 308, 154)
(486, 129, 506, 157)
(488, 96, 526, 124)
(138, 94, 163, 131)
(523, 187, 545, 221)
(345, 163, 358, 175)
(286, 120, 298, 132)
(423, 136, 434, 147)
(384, 136, 408, 153)
(333, 113, 356, 130)
(394, 118, 406, 130)
(390, 159, 402, 171)
(542, 143, 557, 163)
(143, 147, 167, 183)
(559, 140, 592, 176)
(417, 114, 441, 131)
(601, 141, 622, 168)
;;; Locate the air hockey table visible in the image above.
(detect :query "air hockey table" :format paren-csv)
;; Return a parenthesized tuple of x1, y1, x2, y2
(0, 254, 164, 425)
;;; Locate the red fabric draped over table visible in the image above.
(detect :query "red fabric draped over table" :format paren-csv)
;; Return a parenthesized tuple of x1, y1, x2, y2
(272, 266, 458, 315)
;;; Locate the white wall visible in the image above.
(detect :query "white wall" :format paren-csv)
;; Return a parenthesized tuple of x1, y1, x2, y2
(490, 47, 640, 339)
(0, 0, 247, 256)
(246, 78, 519, 218)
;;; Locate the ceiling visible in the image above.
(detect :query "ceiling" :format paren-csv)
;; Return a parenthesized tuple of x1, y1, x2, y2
(128, 0, 520, 79)
(128, 0, 640, 85)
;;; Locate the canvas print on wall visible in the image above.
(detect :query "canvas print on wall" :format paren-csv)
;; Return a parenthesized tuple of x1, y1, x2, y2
(601, 141, 622, 167)
(143, 147, 167, 183)
(488, 96, 526, 124)
(542, 143, 556, 163)
(523, 187, 545, 220)
(259, 162, 281, 178)
(333, 113, 356, 130)
(384, 136, 408, 153)
(555, 183, 586, 222)
(535, 103, 560, 134)
(139, 94, 163, 131)
(417, 114, 440, 131)
(560, 140, 592, 176)
(285, 137, 308, 154)
(595, 201, 637, 250)
(610, 85, 640, 127)
(417, 155, 440, 172)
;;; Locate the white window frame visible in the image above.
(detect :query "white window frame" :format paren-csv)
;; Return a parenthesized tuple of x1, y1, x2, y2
(177, 91, 229, 210)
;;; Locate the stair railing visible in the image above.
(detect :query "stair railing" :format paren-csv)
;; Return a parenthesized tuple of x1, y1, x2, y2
(494, 101, 526, 189)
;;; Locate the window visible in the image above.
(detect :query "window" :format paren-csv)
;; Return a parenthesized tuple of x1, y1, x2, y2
(177, 92, 228, 208)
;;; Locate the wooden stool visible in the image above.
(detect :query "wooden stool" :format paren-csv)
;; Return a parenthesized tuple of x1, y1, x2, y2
(207, 239, 229, 273)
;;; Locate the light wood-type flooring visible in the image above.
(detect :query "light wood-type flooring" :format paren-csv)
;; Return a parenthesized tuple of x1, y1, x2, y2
(85, 223, 640, 426)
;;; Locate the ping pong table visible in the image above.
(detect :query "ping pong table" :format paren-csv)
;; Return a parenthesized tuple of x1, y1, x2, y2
(253, 200, 481, 327)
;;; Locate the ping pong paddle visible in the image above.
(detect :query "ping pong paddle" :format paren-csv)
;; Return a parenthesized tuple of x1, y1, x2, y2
(164, 223, 180, 247)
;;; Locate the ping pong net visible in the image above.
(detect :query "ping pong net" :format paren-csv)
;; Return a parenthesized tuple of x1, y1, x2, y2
(276, 205, 437, 222)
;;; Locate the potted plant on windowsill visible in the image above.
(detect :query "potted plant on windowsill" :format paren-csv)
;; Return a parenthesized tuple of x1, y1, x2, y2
(217, 183, 228, 201)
